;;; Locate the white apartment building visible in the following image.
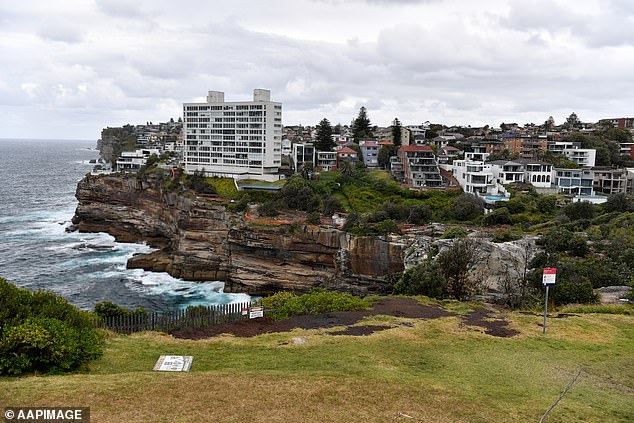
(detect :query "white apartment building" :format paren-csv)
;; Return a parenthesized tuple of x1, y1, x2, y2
(549, 141, 596, 167)
(183, 89, 282, 181)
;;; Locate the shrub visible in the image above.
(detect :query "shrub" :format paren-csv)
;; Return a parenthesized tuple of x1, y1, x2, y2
(0, 278, 102, 376)
(605, 193, 633, 213)
(563, 201, 595, 221)
(492, 228, 521, 243)
(483, 207, 512, 226)
(537, 195, 558, 214)
(393, 259, 447, 298)
(437, 239, 482, 301)
(553, 279, 599, 305)
(263, 289, 369, 320)
(94, 301, 148, 319)
(373, 219, 400, 235)
(258, 201, 280, 217)
(322, 196, 344, 216)
(408, 205, 432, 225)
(307, 211, 321, 225)
(280, 177, 320, 212)
(452, 194, 484, 221)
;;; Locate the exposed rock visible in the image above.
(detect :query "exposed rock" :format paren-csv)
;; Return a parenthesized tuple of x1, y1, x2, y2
(72, 174, 404, 295)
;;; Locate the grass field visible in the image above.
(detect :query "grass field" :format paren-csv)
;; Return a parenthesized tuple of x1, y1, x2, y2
(1, 307, 633, 422)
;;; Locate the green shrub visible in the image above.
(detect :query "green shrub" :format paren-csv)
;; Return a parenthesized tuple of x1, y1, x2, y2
(0, 278, 102, 376)
(492, 228, 521, 243)
(263, 289, 369, 320)
(307, 211, 321, 225)
(537, 195, 558, 214)
(563, 201, 595, 221)
(393, 259, 447, 298)
(483, 207, 512, 226)
(452, 194, 484, 221)
(553, 279, 599, 305)
(94, 301, 148, 319)
(258, 201, 279, 217)
(0, 318, 102, 375)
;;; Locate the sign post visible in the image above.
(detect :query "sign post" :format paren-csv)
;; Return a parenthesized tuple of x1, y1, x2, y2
(542, 268, 557, 334)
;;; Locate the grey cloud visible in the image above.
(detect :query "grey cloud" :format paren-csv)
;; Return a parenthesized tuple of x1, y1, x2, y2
(37, 23, 84, 43)
(95, 0, 148, 18)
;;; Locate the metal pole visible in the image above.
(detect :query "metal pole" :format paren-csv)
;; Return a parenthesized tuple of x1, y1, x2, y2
(543, 285, 549, 334)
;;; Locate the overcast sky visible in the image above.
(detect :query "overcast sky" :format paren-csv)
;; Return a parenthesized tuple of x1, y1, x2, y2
(1, 0, 633, 140)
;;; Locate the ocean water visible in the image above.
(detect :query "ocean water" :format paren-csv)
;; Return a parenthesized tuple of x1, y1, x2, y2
(0, 139, 250, 312)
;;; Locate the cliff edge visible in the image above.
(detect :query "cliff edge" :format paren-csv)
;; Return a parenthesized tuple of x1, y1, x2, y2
(71, 174, 404, 295)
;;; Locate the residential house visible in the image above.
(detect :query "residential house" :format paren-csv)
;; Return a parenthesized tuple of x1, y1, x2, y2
(554, 168, 595, 196)
(115, 149, 160, 172)
(592, 167, 633, 194)
(292, 142, 315, 171)
(336, 147, 359, 168)
(316, 151, 337, 171)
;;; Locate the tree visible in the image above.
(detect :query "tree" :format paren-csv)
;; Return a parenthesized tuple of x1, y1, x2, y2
(563, 201, 595, 221)
(564, 112, 581, 130)
(378, 145, 396, 169)
(605, 193, 633, 213)
(437, 239, 482, 301)
(392, 118, 403, 146)
(393, 259, 447, 298)
(352, 106, 372, 142)
(544, 116, 555, 130)
(314, 118, 335, 151)
(452, 194, 484, 221)
(299, 161, 314, 180)
(338, 160, 354, 178)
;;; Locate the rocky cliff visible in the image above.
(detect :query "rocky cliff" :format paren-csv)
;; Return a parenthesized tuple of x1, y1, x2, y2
(71, 174, 404, 295)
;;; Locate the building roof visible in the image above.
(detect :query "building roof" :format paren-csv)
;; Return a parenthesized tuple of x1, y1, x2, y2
(337, 147, 358, 154)
(442, 146, 460, 151)
(360, 141, 378, 147)
(399, 145, 433, 152)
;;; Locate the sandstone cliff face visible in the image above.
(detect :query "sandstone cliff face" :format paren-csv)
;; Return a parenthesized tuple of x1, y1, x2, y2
(72, 174, 403, 295)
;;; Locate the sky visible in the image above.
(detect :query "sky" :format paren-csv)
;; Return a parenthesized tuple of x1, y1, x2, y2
(1, 0, 633, 140)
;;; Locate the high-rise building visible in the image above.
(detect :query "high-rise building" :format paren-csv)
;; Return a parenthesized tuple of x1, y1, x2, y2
(183, 89, 283, 180)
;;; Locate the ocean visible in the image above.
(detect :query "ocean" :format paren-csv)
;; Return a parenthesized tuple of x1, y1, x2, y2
(0, 139, 250, 312)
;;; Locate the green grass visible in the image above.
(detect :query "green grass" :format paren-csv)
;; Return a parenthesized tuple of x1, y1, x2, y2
(1, 307, 632, 422)
(561, 304, 634, 315)
(203, 177, 239, 199)
(237, 179, 286, 187)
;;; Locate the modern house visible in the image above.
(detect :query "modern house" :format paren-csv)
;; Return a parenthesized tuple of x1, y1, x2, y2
(182, 89, 283, 181)
(554, 168, 595, 196)
(592, 167, 633, 194)
(115, 149, 160, 172)
(291, 142, 315, 171)
(316, 151, 337, 171)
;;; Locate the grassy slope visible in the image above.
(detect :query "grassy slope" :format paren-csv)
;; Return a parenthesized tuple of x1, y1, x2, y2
(1, 310, 632, 423)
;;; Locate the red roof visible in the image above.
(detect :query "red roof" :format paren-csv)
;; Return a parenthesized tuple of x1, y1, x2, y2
(337, 147, 358, 154)
(443, 146, 460, 151)
(360, 141, 378, 147)
(399, 145, 433, 152)
(378, 141, 394, 145)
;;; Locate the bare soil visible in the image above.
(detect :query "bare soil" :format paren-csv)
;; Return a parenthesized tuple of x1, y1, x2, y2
(172, 297, 519, 339)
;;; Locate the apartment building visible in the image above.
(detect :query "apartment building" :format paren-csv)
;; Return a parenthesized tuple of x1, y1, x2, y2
(394, 145, 443, 188)
(183, 89, 282, 181)
(291, 142, 315, 171)
(359, 141, 380, 167)
(115, 148, 160, 172)
(316, 151, 337, 171)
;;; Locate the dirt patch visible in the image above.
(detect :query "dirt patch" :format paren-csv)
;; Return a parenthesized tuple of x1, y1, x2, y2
(462, 309, 519, 338)
(329, 325, 393, 336)
(172, 297, 454, 340)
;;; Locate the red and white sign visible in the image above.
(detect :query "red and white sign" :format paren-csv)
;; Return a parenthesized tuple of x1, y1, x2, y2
(542, 268, 557, 285)
(249, 306, 264, 319)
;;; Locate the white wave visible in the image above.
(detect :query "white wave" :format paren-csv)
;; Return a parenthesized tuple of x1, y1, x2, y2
(125, 270, 250, 306)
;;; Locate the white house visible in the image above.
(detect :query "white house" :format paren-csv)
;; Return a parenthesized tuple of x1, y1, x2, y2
(115, 149, 160, 172)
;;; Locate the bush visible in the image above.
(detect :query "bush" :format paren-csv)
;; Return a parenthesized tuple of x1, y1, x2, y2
(553, 279, 599, 305)
(537, 195, 558, 214)
(408, 205, 432, 225)
(258, 201, 279, 217)
(280, 177, 320, 212)
(0, 278, 102, 376)
(564, 201, 595, 221)
(483, 207, 512, 226)
(307, 211, 321, 225)
(492, 228, 521, 243)
(605, 193, 633, 213)
(452, 194, 484, 221)
(393, 259, 447, 298)
(262, 289, 369, 320)
(94, 301, 148, 319)
(322, 196, 344, 216)
(437, 239, 482, 301)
